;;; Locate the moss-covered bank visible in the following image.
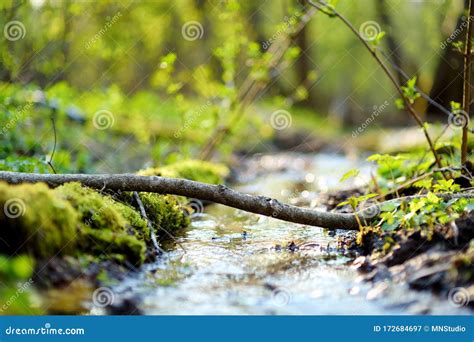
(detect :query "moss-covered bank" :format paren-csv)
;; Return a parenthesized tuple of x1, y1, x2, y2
(0, 159, 228, 285)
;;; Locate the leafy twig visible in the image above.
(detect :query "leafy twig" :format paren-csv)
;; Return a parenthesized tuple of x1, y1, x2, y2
(198, 7, 317, 160)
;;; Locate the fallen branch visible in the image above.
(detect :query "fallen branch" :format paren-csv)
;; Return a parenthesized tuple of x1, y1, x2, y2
(1, 171, 473, 231)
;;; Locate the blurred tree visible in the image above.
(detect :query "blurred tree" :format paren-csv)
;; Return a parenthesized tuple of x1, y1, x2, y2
(375, 0, 405, 85)
(428, 0, 471, 120)
(293, 0, 318, 108)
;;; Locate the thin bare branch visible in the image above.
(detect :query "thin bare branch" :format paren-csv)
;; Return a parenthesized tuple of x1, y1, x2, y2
(133, 191, 165, 255)
(1, 171, 473, 231)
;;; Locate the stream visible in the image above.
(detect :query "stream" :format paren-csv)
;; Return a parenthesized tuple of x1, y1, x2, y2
(90, 153, 465, 315)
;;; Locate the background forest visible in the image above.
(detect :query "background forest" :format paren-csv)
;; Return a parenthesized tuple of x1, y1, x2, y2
(0, 0, 473, 316)
(1, 0, 468, 174)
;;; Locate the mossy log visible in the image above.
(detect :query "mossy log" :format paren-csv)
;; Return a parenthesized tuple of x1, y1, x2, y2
(0, 160, 227, 265)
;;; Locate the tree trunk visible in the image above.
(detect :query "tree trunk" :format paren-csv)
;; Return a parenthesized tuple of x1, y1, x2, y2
(293, 0, 318, 108)
(428, 0, 472, 121)
(375, 0, 405, 86)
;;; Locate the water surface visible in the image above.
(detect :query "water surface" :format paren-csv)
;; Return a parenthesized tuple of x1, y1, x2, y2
(102, 153, 466, 315)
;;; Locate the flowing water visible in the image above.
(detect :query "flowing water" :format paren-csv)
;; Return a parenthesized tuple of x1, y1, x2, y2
(92, 153, 466, 315)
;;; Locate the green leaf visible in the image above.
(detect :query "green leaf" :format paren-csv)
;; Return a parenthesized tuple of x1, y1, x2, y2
(337, 200, 350, 207)
(395, 98, 405, 110)
(407, 76, 417, 88)
(370, 31, 386, 46)
(340, 168, 360, 182)
(413, 177, 432, 189)
(433, 179, 460, 193)
(450, 101, 461, 111)
(426, 192, 440, 204)
(380, 202, 399, 212)
(401, 76, 420, 104)
(381, 221, 398, 231)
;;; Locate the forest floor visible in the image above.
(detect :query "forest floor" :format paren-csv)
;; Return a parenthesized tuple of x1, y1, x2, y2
(1, 119, 472, 314)
(34, 149, 474, 314)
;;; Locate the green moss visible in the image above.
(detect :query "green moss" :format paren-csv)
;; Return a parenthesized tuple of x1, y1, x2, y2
(0, 254, 35, 280)
(79, 228, 146, 265)
(140, 193, 188, 231)
(0, 182, 79, 258)
(138, 159, 229, 185)
(55, 183, 149, 266)
(0, 254, 39, 315)
(134, 159, 227, 235)
(55, 183, 146, 233)
(0, 160, 219, 267)
(119, 192, 189, 237)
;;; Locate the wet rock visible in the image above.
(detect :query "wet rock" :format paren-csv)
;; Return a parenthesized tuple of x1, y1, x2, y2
(359, 264, 391, 283)
(106, 297, 143, 315)
(452, 213, 474, 245)
(380, 231, 433, 267)
(366, 282, 389, 300)
(407, 265, 449, 291)
(388, 249, 455, 291)
(34, 257, 84, 288)
(263, 282, 278, 291)
(287, 241, 298, 252)
(352, 256, 374, 273)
